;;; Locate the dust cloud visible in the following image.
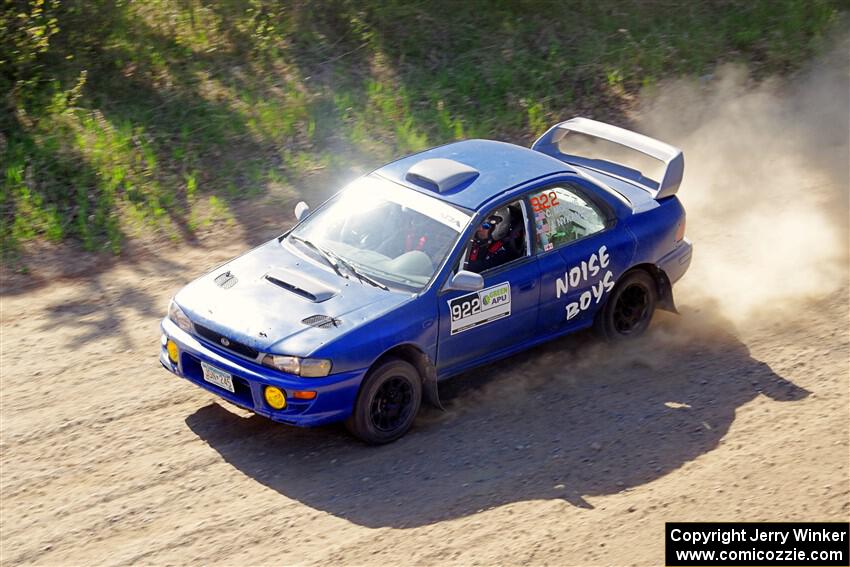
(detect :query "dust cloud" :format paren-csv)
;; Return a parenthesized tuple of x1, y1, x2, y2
(636, 38, 849, 324)
(444, 40, 849, 409)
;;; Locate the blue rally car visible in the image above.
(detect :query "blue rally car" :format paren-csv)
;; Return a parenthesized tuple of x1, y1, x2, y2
(160, 117, 692, 443)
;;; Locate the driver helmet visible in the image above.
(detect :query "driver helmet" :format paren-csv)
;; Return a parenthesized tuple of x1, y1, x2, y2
(487, 206, 512, 240)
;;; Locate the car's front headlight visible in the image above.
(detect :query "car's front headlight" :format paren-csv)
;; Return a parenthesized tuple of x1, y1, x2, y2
(168, 299, 194, 334)
(261, 354, 332, 377)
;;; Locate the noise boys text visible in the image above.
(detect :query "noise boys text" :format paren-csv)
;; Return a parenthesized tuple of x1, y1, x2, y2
(554, 245, 615, 320)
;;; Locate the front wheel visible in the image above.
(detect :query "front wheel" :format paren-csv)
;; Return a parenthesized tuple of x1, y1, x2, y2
(346, 358, 422, 444)
(595, 270, 657, 340)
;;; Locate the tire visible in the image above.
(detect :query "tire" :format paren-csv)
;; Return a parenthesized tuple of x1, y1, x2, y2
(595, 270, 658, 340)
(346, 358, 422, 444)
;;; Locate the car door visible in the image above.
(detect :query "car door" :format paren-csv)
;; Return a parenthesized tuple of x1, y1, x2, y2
(530, 183, 634, 332)
(436, 200, 541, 373)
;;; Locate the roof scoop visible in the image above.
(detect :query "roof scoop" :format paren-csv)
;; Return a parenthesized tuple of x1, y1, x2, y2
(264, 268, 337, 302)
(406, 158, 479, 193)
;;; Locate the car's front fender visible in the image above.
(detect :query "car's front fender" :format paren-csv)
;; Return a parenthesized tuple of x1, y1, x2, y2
(310, 294, 439, 375)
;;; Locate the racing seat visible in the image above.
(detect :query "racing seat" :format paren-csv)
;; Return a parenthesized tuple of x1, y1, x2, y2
(502, 204, 526, 257)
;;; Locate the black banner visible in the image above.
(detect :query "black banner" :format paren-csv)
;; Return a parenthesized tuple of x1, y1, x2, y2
(666, 522, 849, 566)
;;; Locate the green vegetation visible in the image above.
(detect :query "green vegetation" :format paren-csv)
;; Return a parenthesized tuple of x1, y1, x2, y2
(1, 0, 844, 263)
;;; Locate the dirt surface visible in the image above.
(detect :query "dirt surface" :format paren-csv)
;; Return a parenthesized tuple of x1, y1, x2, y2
(1, 230, 848, 567)
(2, 54, 849, 566)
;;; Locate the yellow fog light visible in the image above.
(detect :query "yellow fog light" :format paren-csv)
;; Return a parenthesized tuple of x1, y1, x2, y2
(264, 386, 287, 410)
(166, 340, 179, 363)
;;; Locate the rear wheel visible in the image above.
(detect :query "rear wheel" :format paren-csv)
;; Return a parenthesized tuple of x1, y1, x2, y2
(346, 358, 422, 444)
(596, 270, 657, 340)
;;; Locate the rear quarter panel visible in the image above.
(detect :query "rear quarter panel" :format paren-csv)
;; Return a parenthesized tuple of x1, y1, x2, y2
(624, 196, 687, 269)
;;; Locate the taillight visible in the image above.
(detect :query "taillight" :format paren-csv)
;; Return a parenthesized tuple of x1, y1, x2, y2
(675, 216, 686, 242)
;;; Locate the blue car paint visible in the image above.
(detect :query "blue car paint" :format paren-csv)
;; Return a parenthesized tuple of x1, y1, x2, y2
(161, 317, 363, 425)
(160, 133, 692, 428)
(375, 139, 570, 210)
(173, 237, 417, 369)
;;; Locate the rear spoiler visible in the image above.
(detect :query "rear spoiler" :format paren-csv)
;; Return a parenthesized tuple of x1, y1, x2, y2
(531, 117, 684, 199)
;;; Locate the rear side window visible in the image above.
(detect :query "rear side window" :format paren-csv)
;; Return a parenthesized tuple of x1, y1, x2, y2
(529, 186, 606, 252)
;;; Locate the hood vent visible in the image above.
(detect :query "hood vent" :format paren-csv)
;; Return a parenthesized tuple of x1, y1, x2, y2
(266, 275, 317, 301)
(263, 268, 337, 302)
(215, 271, 238, 289)
(301, 315, 341, 329)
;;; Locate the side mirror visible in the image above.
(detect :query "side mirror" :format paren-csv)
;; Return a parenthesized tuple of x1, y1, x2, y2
(445, 270, 484, 292)
(294, 201, 311, 222)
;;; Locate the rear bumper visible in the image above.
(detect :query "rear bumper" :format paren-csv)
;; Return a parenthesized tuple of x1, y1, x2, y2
(658, 238, 692, 284)
(160, 318, 364, 427)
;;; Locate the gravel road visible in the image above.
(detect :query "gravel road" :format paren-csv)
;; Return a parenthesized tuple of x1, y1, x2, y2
(1, 50, 848, 566)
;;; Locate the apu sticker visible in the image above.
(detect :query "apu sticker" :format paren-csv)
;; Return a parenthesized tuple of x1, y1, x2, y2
(449, 282, 511, 335)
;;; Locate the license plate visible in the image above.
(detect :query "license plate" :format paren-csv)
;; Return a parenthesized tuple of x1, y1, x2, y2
(201, 361, 235, 393)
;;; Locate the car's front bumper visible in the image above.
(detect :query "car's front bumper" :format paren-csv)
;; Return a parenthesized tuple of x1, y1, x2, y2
(160, 318, 364, 427)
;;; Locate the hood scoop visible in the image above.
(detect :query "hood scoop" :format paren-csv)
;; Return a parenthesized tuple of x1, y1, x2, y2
(264, 268, 337, 302)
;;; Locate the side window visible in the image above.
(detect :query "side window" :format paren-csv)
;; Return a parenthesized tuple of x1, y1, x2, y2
(462, 200, 528, 274)
(529, 186, 606, 252)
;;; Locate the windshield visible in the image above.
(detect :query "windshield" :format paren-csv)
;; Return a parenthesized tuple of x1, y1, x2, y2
(289, 177, 471, 289)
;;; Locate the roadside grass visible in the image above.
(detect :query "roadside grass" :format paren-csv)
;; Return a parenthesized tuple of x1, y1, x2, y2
(1, 0, 844, 267)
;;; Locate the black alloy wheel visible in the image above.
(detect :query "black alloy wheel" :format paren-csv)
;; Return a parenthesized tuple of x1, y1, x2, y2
(613, 281, 651, 333)
(596, 270, 658, 340)
(370, 376, 415, 432)
(346, 358, 422, 444)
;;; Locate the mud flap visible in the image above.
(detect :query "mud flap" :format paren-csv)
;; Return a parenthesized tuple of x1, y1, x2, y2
(411, 349, 444, 410)
(657, 270, 678, 313)
(423, 374, 444, 410)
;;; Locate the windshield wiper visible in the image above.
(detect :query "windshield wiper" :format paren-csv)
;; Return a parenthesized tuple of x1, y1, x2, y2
(327, 251, 390, 291)
(290, 235, 388, 291)
(289, 235, 347, 280)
